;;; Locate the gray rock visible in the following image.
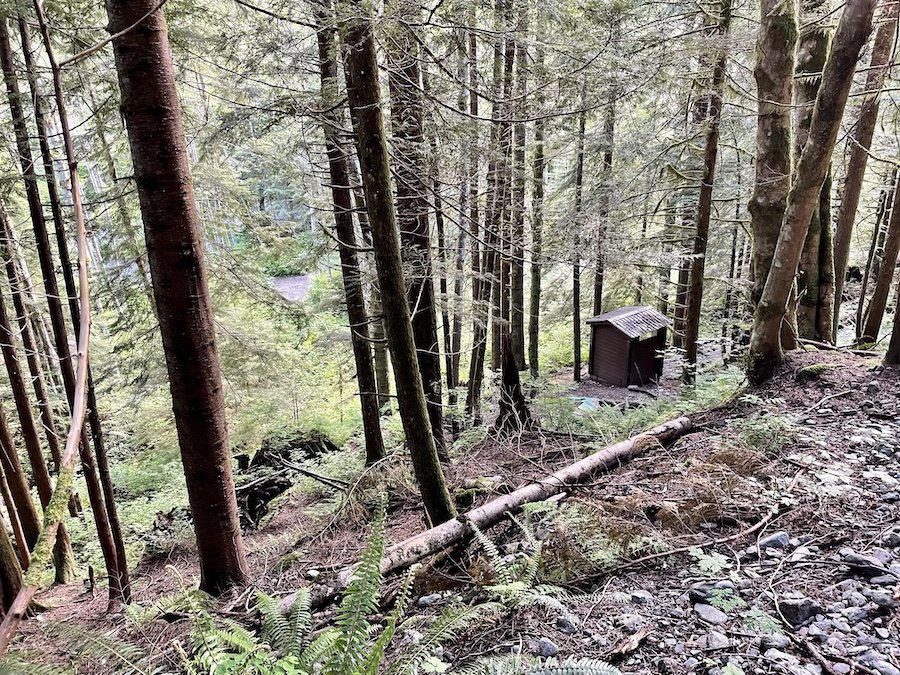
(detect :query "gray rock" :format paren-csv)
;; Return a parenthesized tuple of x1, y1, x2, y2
(537, 637, 558, 658)
(778, 597, 824, 626)
(618, 613, 644, 634)
(843, 607, 868, 623)
(867, 381, 881, 393)
(759, 531, 791, 549)
(631, 589, 654, 604)
(870, 575, 898, 586)
(870, 591, 894, 609)
(417, 593, 442, 607)
(833, 665, 851, 675)
(706, 631, 729, 649)
(684, 657, 699, 670)
(840, 549, 888, 577)
(694, 603, 728, 625)
(883, 532, 900, 548)
(882, 492, 900, 503)
(760, 633, 791, 651)
(555, 616, 577, 635)
(872, 662, 900, 675)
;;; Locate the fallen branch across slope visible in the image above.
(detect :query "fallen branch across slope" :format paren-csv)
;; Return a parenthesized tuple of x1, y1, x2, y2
(285, 416, 692, 612)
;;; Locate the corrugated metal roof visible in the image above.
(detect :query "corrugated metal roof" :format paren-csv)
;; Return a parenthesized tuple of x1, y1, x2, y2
(586, 305, 669, 339)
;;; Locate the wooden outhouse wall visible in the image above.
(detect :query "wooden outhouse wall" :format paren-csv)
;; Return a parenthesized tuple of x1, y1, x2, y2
(589, 324, 631, 386)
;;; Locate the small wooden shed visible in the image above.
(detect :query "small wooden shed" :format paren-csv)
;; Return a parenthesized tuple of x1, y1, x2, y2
(586, 306, 668, 386)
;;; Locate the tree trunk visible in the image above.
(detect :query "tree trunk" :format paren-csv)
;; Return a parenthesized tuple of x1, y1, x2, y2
(885, 274, 900, 364)
(384, 1, 446, 457)
(0, 406, 40, 550)
(832, 1, 898, 335)
(748, 0, 877, 383)
(0, 267, 74, 583)
(0, 464, 28, 569)
(346, 156, 392, 414)
(0, 18, 125, 603)
(858, 171, 896, 336)
(748, 0, 797, 313)
(593, 94, 615, 316)
(573, 103, 587, 383)
(341, 0, 456, 525)
(466, 0, 507, 421)
(314, 0, 385, 465)
(528, 47, 546, 380)
(105, 0, 249, 593)
(509, 13, 528, 371)
(0, 512, 22, 613)
(861, 176, 900, 343)
(683, 0, 731, 383)
(795, 0, 833, 341)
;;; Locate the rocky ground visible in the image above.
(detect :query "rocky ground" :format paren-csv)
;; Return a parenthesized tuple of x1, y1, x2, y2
(12, 350, 899, 674)
(392, 350, 900, 674)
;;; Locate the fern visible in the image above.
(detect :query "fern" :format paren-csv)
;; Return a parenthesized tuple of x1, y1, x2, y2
(326, 496, 387, 674)
(459, 656, 623, 674)
(387, 601, 505, 675)
(0, 656, 71, 675)
(45, 622, 153, 675)
(471, 522, 514, 585)
(297, 629, 341, 671)
(360, 567, 416, 675)
(257, 589, 312, 656)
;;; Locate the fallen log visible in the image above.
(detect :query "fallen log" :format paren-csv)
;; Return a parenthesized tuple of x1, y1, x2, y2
(288, 416, 692, 611)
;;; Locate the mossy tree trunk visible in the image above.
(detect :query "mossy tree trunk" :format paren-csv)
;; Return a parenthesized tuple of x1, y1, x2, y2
(748, 0, 878, 383)
(860, 176, 900, 343)
(0, 18, 124, 602)
(572, 100, 586, 383)
(683, 0, 731, 383)
(794, 0, 835, 342)
(104, 0, 249, 593)
(340, 0, 456, 525)
(313, 0, 385, 466)
(0, 267, 74, 583)
(832, 0, 898, 337)
(384, 0, 447, 458)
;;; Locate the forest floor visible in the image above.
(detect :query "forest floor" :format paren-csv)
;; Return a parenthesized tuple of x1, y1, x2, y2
(11, 349, 900, 675)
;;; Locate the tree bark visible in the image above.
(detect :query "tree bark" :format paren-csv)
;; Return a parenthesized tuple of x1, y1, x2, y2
(314, 0, 385, 465)
(0, 406, 40, 552)
(795, 0, 834, 341)
(528, 47, 546, 380)
(509, 12, 528, 371)
(748, 0, 797, 312)
(573, 103, 587, 383)
(0, 510, 22, 613)
(0, 17, 124, 602)
(832, 1, 898, 336)
(384, 1, 446, 458)
(0, 264, 74, 583)
(748, 0, 877, 383)
(858, 170, 896, 336)
(861, 176, 900, 343)
(683, 0, 731, 382)
(748, 0, 798, 309)
(341, 0, 456, 525)
(104, 0, 249, 593)
(0, 463, 28, 568)
(592, 94, 615, 317)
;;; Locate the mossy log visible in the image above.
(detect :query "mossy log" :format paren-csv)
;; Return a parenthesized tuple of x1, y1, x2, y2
(283, 416, 692, 613)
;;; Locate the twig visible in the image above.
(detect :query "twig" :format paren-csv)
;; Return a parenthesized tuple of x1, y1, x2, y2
(57, 0, 168, 67)
(278, 457, 350, 491)
(799, 389, 853, 416)
(576, 505, 780, 584)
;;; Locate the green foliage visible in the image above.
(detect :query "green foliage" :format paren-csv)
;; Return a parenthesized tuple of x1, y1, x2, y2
(707, 588, 746, 612)
(688, 547, 731, 575)
(534, 501, 667, 581)
(735, 414, 795, 455)
(743, 609, 781, 634)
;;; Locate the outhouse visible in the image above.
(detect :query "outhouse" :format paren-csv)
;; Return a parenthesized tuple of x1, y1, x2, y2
(586, 306, 668, 386)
